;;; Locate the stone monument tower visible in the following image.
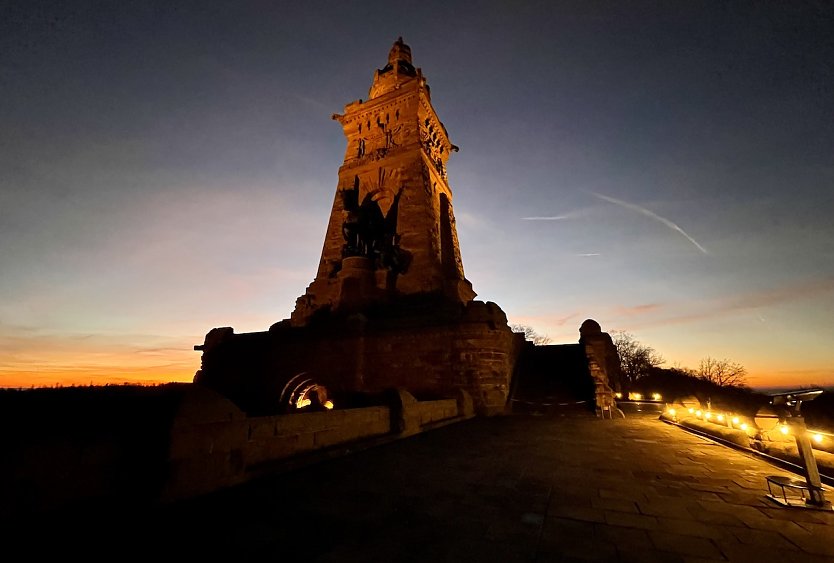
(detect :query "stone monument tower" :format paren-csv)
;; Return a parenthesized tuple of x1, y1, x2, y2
(195, 39, 521, 416)
(292, 37, 475, 325)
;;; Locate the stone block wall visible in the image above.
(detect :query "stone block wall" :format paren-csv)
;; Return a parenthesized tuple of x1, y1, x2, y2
(197, 300, 520, 417)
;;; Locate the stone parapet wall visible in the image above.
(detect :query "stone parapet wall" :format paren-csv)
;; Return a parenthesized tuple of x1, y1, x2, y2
(1, 384, 474, 518)
(663, 410, 834, 478)
(164, 403, 393, 502)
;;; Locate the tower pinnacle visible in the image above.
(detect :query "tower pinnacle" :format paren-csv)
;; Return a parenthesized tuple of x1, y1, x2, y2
(388, 37, 412, 65)
(369, 37, 418, 100)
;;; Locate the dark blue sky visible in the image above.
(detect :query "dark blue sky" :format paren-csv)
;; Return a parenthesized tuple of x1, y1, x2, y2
(1, 1, 833, 387)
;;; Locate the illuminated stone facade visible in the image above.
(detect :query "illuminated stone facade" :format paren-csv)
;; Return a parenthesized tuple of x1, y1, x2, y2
(292, 37, 474, 325)
(195, 39, 520, 416)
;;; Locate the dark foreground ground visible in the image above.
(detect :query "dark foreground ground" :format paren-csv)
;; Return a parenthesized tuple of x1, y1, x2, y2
(9, 410, 834, 562)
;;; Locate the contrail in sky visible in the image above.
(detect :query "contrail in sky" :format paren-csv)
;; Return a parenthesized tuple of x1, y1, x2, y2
(592, 192, 708, 255)
(521, 208, 587, 221)
(521, 215, 570, 221)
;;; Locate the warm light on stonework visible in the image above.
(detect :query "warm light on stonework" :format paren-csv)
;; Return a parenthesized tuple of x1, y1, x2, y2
(716, 414, 724, 422)
(780, 425, 789, 435)
(695, 410, 702, 418)
(668, 408, 676, 416)
(740, 423, 748, 431)
(688, 408, 695, 414)
(732, 416, 740, 425)
(651, 392, 662, 401)
(705, 412, 712, 420)
(813, 433, 823, 444)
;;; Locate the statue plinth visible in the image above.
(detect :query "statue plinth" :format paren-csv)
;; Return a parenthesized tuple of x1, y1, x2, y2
(336, 256, 378, 313)
(340, 255, 374, 273)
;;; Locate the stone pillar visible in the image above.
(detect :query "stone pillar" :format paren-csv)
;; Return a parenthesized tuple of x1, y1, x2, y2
(578, 319, 622, 417)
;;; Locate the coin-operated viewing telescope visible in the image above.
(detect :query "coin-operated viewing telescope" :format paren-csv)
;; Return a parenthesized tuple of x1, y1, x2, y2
(768, 388, 830, 509)
(770, 388, 824, 418)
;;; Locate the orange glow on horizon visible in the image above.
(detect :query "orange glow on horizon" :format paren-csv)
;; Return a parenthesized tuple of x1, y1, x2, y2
(0, 367, 194, 389)
(0, 350, 200, 388)
(0, 335, 198, 388)
(3, 362, 831, 390)
(1, 323, 830, 390)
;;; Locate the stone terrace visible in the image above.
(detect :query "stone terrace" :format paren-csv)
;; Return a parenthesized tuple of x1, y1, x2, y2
(15, 411, 834, 561)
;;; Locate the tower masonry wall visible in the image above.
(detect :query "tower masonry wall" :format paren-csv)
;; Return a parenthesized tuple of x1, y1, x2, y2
(199, 300, 521, 417)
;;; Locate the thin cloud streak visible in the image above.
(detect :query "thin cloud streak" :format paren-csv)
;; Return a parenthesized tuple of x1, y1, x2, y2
(624, 276, 834, 330)
(592, 192, 709, 255)
(521, 208, 591, 221)
(614, 303, 663, 316)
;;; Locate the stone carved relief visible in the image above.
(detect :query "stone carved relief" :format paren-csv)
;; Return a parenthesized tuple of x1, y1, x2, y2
(346, 121, 407, 169)
(420, 120, 447, 180)
(359, 166, 402, 217)
(384, 124, 403, 150)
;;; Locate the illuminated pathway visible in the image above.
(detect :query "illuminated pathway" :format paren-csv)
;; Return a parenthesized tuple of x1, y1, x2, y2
(21, 412, 834, 561)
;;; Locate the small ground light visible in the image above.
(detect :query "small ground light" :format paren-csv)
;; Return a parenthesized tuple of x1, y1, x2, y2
(705, 412, 712, 420)
(717, 414, 724, 422)
(651, 393, 662, 401)
(688, 408, 695, 414)
(813, 433, 823, 444)
(696, 410, 702, 417)
(780, 425, 789, 435)
(668, 408, 676, 416)
(732, 416, 740, 425)
(614, 392, 622, 399)
(740, 423, 748, 431)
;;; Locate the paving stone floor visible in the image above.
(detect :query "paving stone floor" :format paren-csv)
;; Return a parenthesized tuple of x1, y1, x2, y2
(16, 411, 834, 561)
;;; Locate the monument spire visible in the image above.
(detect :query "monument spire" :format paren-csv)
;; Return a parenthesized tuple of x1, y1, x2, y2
(291, 38, 474, 325)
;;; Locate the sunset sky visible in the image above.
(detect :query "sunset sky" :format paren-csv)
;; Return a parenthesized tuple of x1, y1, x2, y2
(2, 1, 833, 389)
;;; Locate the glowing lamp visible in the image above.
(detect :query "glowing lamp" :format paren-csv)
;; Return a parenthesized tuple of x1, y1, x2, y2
(614, 392, 622, 399)
(780, 425, 789, 435)
(688, 408, 695, 414)
(705, 412, 712, 420)
(740, 423, 748, 431)
(668, 408, 676, 416)
(813, 433, 823, 444)
(651, 393, 662, 401)
(732, 417, 740, 425)
(324, 400, 334, 410)
(717, 414, 724, 422)
(695, 410, 702, 418)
